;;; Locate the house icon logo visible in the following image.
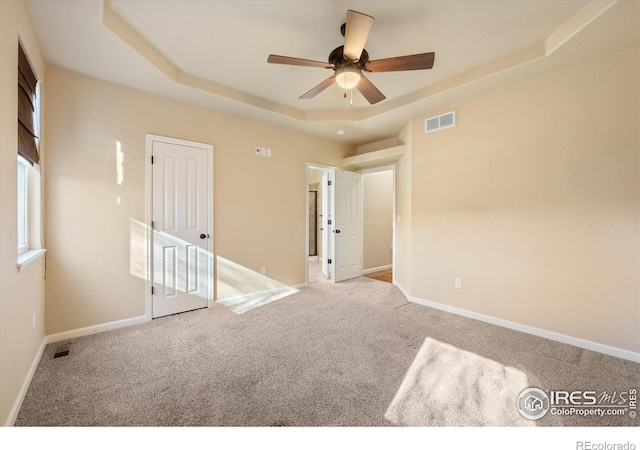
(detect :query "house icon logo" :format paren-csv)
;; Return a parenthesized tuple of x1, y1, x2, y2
(517, 388, 550, 420)
(525, 395, 544, 411)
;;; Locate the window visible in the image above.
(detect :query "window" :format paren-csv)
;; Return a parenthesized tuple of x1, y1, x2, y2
(16, 43, 45, 269)
(17, 156, 29, 255)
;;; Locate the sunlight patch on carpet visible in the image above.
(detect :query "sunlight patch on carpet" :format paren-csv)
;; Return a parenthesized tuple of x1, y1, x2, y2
(385, 337, 534, 426)
(216, 255, 300, 313)
(218, 286, 298, 314)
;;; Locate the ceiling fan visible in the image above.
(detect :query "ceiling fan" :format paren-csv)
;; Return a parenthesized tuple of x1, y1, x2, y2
(267, 10, 435, 105)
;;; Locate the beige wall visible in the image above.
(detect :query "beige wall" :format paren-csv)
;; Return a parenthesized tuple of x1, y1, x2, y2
(0, 0, 47, 426)
(363, 170, 394, 270)
(405, 47, 639, 353)
(44, 66, 351, 335)
(394, 121, 413, 291)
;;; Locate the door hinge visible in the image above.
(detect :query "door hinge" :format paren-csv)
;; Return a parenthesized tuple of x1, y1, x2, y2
(151, 155, 154, 164)
(327, 219, 332, 225)
(151, 221, 155, 229)
(151, 286, 155, 295)
(328, 259, 332, 264)
(327, 180, 332, 186)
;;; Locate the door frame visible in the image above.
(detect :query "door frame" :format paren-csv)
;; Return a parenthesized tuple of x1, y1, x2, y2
(145, 134, 214, 321)
(358, 165, 396, 284)
(305, 163, 337, 285)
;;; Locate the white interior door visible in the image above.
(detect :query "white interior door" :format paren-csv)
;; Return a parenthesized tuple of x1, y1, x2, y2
(151, 137, 212, 318)
(321, 171, 333, 279)
(333, 169, 363, 282)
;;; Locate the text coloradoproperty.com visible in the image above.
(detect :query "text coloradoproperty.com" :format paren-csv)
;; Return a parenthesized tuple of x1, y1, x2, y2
(551, 407, 627, 417)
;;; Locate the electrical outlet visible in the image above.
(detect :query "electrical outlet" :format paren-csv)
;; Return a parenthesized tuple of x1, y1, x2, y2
(455, 278, 462, 289)
(260, 266, 267, 275)
(260, 147, 267, 156)
(266, 148, 272, 157)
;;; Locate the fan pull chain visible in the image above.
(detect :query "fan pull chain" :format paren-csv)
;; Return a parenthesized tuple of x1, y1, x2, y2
(343, 71, 347, 99)
(343, 86, 353, 105)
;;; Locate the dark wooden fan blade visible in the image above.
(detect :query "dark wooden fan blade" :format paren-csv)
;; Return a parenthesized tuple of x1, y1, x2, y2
(366, 52, 435, 72)
(268, 54, 332, 68)
(300, 76, 336, 99)
(343, 10, 374, 62)
(356, 75, 385, 104)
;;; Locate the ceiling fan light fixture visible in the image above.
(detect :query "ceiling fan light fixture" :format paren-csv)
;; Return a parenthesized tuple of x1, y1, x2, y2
(335, 66, 361, 89)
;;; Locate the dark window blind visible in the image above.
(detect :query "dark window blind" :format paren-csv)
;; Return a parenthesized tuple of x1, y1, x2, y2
(18, 44, 39, 165)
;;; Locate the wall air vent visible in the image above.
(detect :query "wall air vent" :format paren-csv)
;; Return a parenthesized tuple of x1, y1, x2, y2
(53, 344, 70, 358)
(425, 111, 456, 133)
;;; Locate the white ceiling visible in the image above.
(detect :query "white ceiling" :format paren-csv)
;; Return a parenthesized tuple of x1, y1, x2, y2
(24, 0, 639, 145)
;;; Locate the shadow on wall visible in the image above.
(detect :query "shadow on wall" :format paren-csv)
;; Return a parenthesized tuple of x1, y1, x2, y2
(128, 218, 297, 313)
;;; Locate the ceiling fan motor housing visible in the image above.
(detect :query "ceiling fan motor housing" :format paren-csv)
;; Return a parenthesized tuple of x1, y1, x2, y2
(329, 45, 369, 70)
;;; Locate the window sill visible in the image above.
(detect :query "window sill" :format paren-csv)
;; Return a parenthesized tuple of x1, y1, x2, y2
(17, 249, 46, 272)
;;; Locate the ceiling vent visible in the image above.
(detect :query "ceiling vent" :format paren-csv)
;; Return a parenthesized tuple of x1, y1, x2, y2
(425, 111, 456, 134)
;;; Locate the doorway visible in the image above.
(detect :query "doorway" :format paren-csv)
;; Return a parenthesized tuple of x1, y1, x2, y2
(305, 164, 365, 285)
(145, 135, 214, 319)
(308, 190, 318, 258)
(307, 165, 331, 284)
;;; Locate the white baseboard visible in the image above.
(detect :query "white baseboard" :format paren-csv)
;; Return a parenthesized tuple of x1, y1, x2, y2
(363, 264, 392, 275)
(393, 282, 640, 363)
(45, 315, 148, 345)
(4, 337, 47, 426)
